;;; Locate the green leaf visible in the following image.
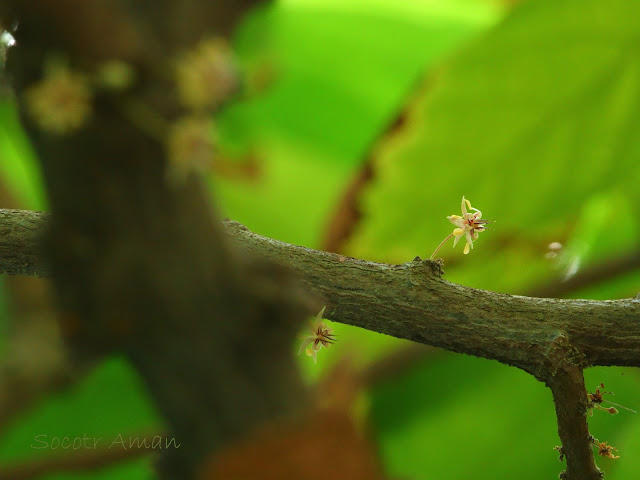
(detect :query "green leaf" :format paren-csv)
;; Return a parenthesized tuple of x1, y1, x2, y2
(214, 0, 501, 248)
(371, 354, 560, 479)
(0, 357, 160, 479)
(0, 100, 46, 210)
(349, 0, 640, 293)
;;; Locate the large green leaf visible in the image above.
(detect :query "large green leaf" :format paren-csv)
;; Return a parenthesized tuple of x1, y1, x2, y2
(348, 0, 640, 293)
(0, 357, 161, 479)
(214, 0, 501, 247)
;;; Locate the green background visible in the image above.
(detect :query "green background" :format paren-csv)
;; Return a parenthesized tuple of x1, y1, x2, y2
(1, 0, 639, 478)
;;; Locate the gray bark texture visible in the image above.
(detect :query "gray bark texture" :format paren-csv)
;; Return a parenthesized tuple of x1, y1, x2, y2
(0, 209, 47, 276)
(2, 209, 639, 378)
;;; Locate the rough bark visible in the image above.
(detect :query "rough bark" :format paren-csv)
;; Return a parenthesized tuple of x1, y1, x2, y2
(228, 221, 640, 374)
(2, 211, 636, 477)
(2, 209, 640, 377)
(0, 209, 47, 276)
(547, 365, 602, 480)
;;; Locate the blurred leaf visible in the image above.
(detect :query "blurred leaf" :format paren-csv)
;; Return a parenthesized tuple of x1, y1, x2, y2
(604, 391, 640, 479)
(214, 0, 501, 247)
(217, 1, 504, 387)
(214, 1, 505, 393)
(357, 3, 640, 475)
(570, 269, 640, 300)
(0, 356, 160, 480)
(554, 192, 639, 298)
(0, 100, 46, 210)
(230, 0, 501, 161)
(348, 0, 640, 295)
(7, 456, 155, 480)
(581, 368, 640, 479)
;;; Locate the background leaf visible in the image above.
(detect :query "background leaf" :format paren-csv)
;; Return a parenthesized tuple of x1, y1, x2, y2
(348, 0, 640, 297)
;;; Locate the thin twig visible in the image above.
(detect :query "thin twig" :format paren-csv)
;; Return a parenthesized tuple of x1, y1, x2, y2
(547, 363, 601, 480)
(429, 232, 454, 260)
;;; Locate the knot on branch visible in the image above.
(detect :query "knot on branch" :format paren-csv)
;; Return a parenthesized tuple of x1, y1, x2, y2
(543, 331, 588, 381)
(408, 257, 444, 277)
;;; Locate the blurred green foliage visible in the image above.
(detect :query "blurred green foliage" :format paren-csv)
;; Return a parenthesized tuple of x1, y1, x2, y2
(0, 101, 45, 209)
(1, 0, 640, 479)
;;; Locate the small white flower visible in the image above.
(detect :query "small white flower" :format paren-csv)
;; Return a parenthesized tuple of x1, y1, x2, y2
(298, 306, 336, 364)
(430, 196, 490, 259)
(447, 196, 489, 254)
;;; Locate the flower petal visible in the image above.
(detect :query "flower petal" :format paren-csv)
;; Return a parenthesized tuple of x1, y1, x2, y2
(466, 231, 474, 248)
(306, 346, 318, 364)
(298, 338, 313, 355)
(461, 197, 469, 216)
(463, 242, 470, 254)
(447, 215, 466, 227)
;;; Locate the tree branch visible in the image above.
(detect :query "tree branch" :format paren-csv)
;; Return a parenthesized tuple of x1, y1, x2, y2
(2, 210, 639, 375)
(0, 209, 47, 276)
(225, 221, 640, 375)
(6, 212, 634, 478)
(547, 362, 601, 479)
